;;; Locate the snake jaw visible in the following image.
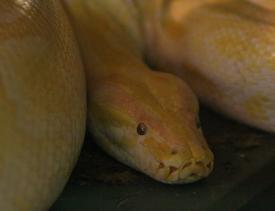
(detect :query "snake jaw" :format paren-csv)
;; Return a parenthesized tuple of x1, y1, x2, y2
(151, 151, 214, 184)
(152, 155, 213, 184)
(134, 127, 214, 184)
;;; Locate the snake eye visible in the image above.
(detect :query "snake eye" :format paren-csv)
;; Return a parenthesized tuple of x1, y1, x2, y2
(137, 122, 147, 135)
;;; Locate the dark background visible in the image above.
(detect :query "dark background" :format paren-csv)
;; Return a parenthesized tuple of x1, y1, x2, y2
(51, 106, 275, 211)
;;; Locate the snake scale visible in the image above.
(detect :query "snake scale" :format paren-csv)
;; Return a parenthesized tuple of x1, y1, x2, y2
(0, 0, 274, 210)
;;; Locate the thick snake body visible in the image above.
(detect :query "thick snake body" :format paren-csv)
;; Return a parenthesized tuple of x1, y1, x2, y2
(1, 0, 275, 210)
(142, 0, 275, 132)
(0, 1, 86, 211)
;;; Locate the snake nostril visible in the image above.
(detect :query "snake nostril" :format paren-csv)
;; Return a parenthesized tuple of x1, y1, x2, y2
(158, 162, 165, 169)
(195, 161, 205, 167)
(169, 166, 178, 175)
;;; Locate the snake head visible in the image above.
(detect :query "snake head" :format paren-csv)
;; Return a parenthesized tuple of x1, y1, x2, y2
(88, 70, 214, 184)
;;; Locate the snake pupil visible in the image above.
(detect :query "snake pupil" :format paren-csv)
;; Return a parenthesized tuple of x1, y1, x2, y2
(137, 123, 147, 135)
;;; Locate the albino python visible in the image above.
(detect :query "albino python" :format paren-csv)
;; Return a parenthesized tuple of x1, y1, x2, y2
(0, 0, 275, 210)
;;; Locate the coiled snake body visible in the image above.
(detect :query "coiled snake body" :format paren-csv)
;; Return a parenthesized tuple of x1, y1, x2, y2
(0, 0, 275, 210)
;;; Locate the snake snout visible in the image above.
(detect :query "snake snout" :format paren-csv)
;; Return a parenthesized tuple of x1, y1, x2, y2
(178, 158, 214, 183)
(155, 156, 214, 184)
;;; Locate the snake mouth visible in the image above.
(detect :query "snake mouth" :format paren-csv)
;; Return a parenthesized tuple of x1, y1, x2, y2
(153, 157, 214, 184)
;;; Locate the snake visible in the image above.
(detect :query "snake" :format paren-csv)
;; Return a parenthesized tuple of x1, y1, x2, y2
(1, 0, 275, 210)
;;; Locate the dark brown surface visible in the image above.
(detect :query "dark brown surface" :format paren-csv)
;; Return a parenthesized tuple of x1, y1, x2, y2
(51, 106, 275, 211)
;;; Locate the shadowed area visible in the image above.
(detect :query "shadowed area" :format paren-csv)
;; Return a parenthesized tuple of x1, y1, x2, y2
(51, 106, 275, 210)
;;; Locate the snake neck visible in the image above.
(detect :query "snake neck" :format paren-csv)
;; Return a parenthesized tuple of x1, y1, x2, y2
(64, 0, 213, 79)
(62, 0, 149, 82)
(64, 0, 202, 79)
